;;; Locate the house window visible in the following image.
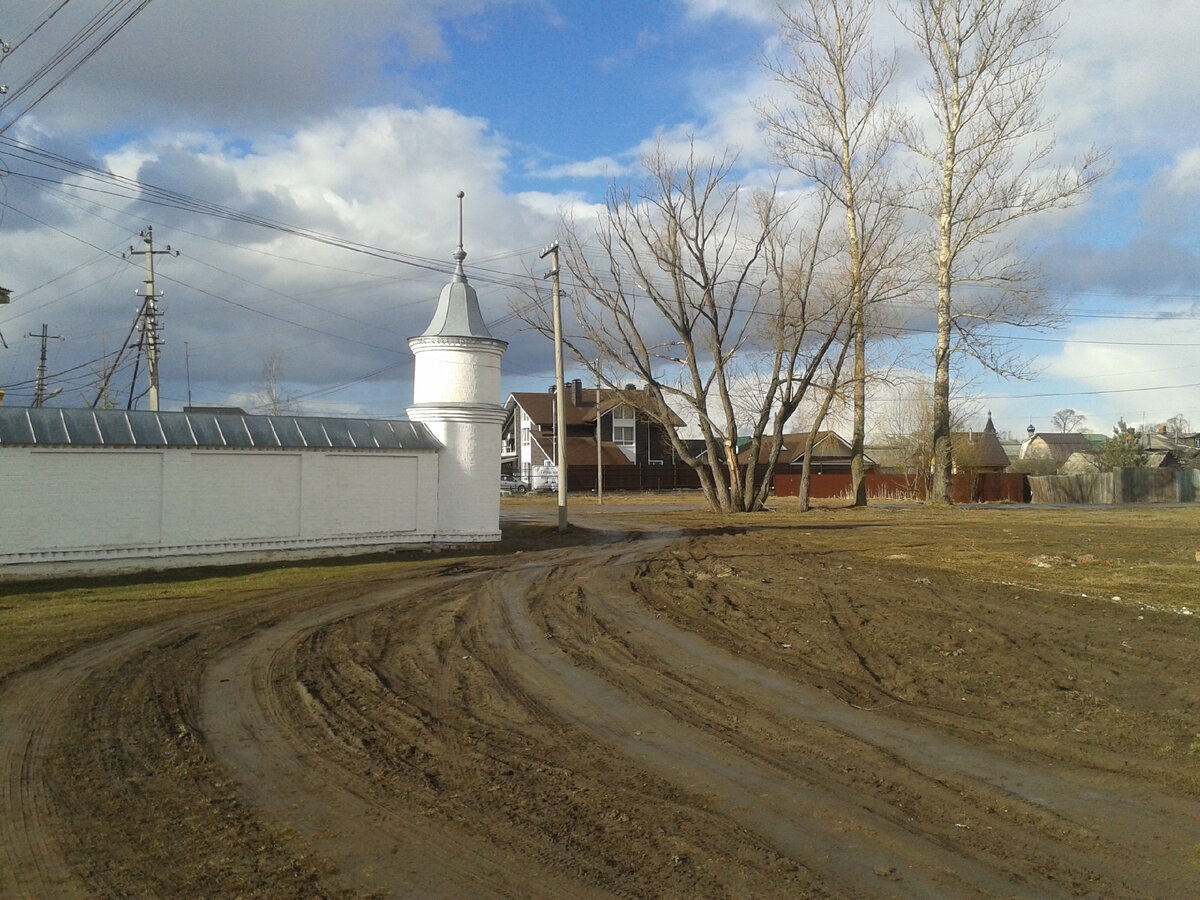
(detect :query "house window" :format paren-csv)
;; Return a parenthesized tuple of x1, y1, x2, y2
(612, 404, 635, 460)
(521, 412, 531, 448)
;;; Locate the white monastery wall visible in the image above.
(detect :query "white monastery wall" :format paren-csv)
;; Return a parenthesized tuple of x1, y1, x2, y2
(0, 446, 442, 572)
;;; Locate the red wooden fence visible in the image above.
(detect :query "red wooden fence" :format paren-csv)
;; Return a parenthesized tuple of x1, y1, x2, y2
(774, 472, 1027, 503)
(561, 466, 1027, 502)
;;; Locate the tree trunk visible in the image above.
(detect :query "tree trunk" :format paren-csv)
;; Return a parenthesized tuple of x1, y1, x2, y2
(930, 107, 958, 505)
(850, 308, 868, 506)
(930, 263, 955, 503)
(798, 452, 814, 512)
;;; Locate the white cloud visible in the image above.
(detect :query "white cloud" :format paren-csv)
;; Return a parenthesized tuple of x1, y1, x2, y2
(1051, 0, 1200, 153)
(1166, 148, 1200, 195)
(0, 104, 568, 411)
(0, 0, 537, 134)
(1040, 315, 1200, 428)
(676, 0, 778, 26)
(538, 156, 630, 180)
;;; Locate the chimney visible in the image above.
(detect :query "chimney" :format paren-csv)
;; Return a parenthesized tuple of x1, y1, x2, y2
(572, 378, 582, 406)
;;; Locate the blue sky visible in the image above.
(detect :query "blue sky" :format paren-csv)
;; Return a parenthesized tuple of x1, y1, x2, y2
(414, 2, 770, 180)
(0, 0, 1197, 440)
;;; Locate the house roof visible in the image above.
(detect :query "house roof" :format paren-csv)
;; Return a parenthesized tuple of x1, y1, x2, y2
(951, 428, 1011, 469)
(737, 431, 866, 467)
(1031, 432, 1092, 449)
(563, 436, 636, 466)
(1023, 432, 1092, 461)
(507, 385, 686, 428)
(524, 430, 636, 467)
(864, 444, 913, 472)
(1145, 450, 1178, 468)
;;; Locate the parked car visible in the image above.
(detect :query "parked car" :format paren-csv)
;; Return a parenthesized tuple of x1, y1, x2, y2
(500, 475, 530, 494)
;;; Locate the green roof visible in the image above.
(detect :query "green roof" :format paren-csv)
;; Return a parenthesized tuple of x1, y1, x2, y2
(0, 407, 440, 451)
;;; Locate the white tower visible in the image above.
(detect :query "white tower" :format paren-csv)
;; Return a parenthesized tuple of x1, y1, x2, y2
(408, 193, 508, 541)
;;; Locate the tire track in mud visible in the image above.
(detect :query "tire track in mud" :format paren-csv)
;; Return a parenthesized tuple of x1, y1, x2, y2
(1, 602, 303, 899)
(471, 538, 1200, 898)
(6, 524, 1200, 897)
(200, 575, 605, 899)
(0, 633, 143, 898)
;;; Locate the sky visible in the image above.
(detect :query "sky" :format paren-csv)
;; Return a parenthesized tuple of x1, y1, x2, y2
(0, 0, 1197, 441)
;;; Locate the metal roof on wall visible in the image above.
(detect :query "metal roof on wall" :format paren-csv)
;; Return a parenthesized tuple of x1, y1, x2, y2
(0, 407, 441, 451)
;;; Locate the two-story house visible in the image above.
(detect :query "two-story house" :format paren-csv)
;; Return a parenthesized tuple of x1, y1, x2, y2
(503, 380, 684, 484)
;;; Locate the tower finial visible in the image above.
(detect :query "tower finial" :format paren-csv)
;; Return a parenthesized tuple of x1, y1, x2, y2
(454, 190, 466, 274)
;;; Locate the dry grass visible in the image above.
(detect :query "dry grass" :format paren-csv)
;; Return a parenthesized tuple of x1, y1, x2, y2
(0, 557, 447, 680)
(4, 498, 1197, 680)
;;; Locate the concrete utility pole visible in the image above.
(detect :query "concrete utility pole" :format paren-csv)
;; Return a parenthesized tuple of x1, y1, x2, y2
(26, 323, 64, 407)
(124, 226, 178, 411)
(595, 360, 603, 505)
(540, 240, 568, 532)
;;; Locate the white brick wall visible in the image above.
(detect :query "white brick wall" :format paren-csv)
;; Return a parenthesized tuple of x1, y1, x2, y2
(0, 446, 443, 568)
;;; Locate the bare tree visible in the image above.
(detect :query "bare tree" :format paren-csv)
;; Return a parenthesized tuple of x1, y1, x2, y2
(878, 373, 980, 498)
(795, 340, 853, 511)
(761, 0, 913, 508)
(253, 349, 300, 416)
(1164, 413, 1191, 441)
(1050, 407, 1086, 432)
(895, 0, 1107, 504)
(516, 141, 850, 513)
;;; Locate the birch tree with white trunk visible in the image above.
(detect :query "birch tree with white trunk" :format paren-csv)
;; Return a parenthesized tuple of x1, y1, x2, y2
(761, 0, 914, 508)
(895, 0, 1107, 503)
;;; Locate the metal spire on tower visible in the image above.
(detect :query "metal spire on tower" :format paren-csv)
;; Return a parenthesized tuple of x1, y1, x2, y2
(417, 191, 495, 340)
(455, 189, 466, 272)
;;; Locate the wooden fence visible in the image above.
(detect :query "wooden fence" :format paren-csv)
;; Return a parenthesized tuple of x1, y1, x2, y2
(563, 466, 1028, 503)
(567, 465, 703, 492)
(1029, 468, 1200, 504)
(774, 472, 1028, 503)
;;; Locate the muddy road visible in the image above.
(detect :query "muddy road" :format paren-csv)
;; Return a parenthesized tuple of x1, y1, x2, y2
(3, 505, 1199, 897)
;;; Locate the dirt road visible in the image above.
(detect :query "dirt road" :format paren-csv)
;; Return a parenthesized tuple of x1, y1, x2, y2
(3, 505, 1199, 897)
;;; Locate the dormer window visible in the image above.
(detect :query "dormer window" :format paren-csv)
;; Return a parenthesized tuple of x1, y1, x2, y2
(612, 404, 635, 460)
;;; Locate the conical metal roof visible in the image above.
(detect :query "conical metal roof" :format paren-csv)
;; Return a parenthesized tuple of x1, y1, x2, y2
(419, 192, 495, 340)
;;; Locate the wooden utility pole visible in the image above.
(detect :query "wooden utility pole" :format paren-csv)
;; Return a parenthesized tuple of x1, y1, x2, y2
(540, 241, 568, 532)
(595, 360, 603, 505)
(125, 226, 178, 411)
(0, 285, 11, 349)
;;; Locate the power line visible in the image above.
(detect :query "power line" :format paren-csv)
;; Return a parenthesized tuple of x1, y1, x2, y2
(979, 379, 1200, 402)
(0, 0, 158, 133)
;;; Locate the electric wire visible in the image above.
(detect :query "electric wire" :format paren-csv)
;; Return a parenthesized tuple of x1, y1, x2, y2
(0, 0, 158, 134)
